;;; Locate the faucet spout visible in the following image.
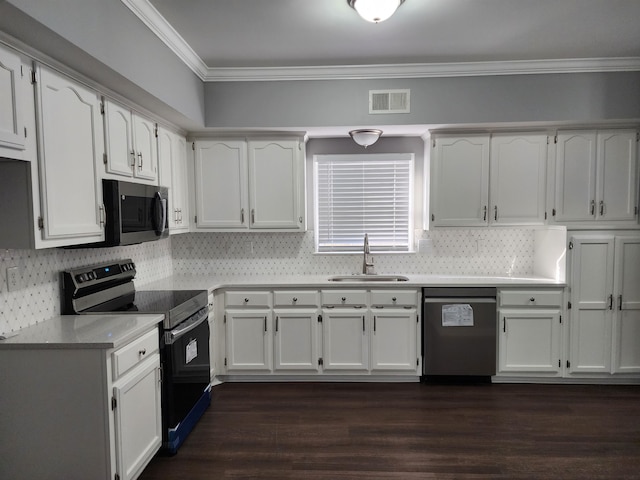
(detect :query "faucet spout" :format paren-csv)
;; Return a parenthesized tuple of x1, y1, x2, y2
(362, 234, 375, 274)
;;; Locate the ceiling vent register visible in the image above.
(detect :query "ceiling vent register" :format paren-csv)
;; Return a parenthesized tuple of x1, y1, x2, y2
(369, 89, 410, 114)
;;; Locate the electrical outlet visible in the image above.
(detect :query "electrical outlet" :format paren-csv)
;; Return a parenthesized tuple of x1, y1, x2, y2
(6, 266, 19, 292)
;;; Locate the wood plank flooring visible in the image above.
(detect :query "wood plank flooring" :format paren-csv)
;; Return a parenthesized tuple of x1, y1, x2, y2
(139, 382, 640, 480)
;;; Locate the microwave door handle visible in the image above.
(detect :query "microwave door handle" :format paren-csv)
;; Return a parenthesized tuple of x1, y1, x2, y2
(153, 192, 167, 235)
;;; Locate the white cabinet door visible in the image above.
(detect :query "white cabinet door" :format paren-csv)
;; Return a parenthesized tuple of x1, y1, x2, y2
(554, 131, 598, 222)
(113, 354, 162, 480)
(370, 309, 418, 372)
(194, 140, 248, 228)
(171, 135, 190, 232)
(596, 130, 638, 222)
(248, 140, 304, 229)
(0, 44, 26, 154)
(132, 113, 157, 181)
(273, 309, 320, 372)
(489, 134, 547, 225)
(35, 64, 104, 243)
(431, 135, 490, 226)
(225, 310, 271, 371)
(568, 236, 615, 373)
(498, 310, 561, 374)
(612, 237, 640, 373)
(322, 310, 369, 371)
(103, 99, 135, 177)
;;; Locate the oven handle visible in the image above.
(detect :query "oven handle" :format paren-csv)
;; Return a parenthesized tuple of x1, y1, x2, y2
(166, 308, 209, 345)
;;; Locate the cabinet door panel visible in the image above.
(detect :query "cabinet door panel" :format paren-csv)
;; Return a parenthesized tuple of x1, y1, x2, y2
(431, 135, 489, 226)
(322, 310, 368, 371)
(104, 100, 134, 177)
(0, 45, 25, 152)
(569, 310, 612, 373)
(172, 135, 190, 231)
(195, 140, 247, 228)
(225, 311, 271, 371)
(597, 130, 637, 222)
(371, 310, 418, 372)
(554, 132, 597, 221)
(132, 114, 157, 181)
(490, 134, 547, 225)
(36, 65, 103, 241)
(273, 310, 319, 372)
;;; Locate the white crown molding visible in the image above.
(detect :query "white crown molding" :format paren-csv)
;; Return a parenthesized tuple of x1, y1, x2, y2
(123, 0, 640, 83)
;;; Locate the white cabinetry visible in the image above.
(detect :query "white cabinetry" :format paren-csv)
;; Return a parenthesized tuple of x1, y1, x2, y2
(158, 126, 190, 233)
(553, 130, 638, 225)
(103, 98, 158, 183)
(193, 138, 305, 231)
(430, 133, 548, 226)
(568, 235, 640, 376)
(0, 43, 28, 157)
(34, 64, 105, 244)
(497, 289, 563, 376)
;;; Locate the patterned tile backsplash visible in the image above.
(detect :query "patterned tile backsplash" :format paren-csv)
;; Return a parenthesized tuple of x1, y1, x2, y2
(1, 228, 535, 335)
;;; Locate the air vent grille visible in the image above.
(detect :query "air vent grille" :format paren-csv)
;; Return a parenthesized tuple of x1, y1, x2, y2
(369, 89, 410, 114)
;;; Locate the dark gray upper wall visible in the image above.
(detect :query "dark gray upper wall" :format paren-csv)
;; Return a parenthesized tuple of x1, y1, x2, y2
(205, 72, 640, 130)
(0, 0, 205, 129)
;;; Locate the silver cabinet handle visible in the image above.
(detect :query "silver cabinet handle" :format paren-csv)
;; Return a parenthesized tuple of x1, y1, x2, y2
(241, 208, 245, 223)
(130, 150, 136, 167)
(137, 152, 143, 169)
(99, 205, 105, 227)
(590, 200, 595, 215)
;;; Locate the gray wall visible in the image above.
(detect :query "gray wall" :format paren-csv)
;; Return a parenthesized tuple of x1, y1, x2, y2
(205, 72, 640, 129)
(0, 0, 205, 129)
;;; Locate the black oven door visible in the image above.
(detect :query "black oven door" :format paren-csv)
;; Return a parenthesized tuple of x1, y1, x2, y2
(162, 308, 210, 445)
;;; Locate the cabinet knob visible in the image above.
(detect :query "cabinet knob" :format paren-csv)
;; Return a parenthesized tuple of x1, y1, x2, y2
(292, 297, 298, 303)
(342, 297, 346, 302)
(392, 297, 397, 302)
(139, 348, 146, 356)
(244, 298, 249, 303)
(529, 297, 535, 302)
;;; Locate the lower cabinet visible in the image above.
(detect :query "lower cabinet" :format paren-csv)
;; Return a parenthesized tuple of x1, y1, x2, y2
(371, 309, 419, 372)
(322, 309, 369, 372)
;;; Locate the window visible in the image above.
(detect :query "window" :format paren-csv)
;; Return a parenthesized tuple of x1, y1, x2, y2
(314, 153, 414, 253)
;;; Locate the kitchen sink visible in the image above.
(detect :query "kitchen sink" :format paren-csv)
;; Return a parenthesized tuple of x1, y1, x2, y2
(328, 274, 409, 282)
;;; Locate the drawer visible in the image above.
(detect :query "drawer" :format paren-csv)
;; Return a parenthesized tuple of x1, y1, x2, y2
(499, 289, 563, 308)
(274, 290, 319, 307)
(321, 290, 367, 307)
(370, 290, 418, 307)
(225, 291, 272, 308)
(112, 328, 159, 380)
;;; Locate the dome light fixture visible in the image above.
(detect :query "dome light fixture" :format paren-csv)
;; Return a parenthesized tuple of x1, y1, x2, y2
(349, 129, 383, 148)
(348, 0, 405, 23)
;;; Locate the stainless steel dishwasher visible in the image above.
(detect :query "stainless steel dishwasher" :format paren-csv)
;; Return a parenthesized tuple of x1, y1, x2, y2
(423, 287, 497, 378)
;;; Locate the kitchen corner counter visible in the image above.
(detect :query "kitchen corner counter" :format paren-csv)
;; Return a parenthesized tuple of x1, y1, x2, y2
(0, 314, 164, 350)
(140, 274, 565, 293)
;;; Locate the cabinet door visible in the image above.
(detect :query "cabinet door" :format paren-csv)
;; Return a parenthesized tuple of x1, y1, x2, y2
(113, 355, 162, 480)
(35, 65, 104, 242)
(370, 309, 418, 372)
(322, 310, 369, 372)
(612, 237, 640, 373)
(568, 236, 614, 373)
(248, 140, 304, 229)
(431, 135, 489, 226)
(498, 310, 561, 374)
(103, 99, 134, 178)
(225, 310, 271, 371)
(554, 131, 597, 222)
(194, 140, 248, 228)
(596, 130, 638, 222)
(0, 44, 26, 153)
(273, 309, 320, 372)
(490, 134, 547, 225)
(171, 135, 190, 232)
(132, 113, 157, 181)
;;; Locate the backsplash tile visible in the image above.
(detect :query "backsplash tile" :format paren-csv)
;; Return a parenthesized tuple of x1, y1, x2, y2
(0, 239, 173, 334)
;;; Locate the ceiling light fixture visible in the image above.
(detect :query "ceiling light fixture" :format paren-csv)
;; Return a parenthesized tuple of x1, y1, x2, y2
(348, 0, 405, 23)
(349, 129, 383, 148)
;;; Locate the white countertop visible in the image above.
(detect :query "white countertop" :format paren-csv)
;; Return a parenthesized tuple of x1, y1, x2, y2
(141, 274, 565, 293)
(0, 314, 164, 350)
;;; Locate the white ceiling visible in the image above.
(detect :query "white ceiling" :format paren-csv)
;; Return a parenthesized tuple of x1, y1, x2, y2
(147, 0, 640, 71)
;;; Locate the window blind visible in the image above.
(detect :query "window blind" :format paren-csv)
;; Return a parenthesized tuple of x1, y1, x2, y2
(314, 154, 414, 253)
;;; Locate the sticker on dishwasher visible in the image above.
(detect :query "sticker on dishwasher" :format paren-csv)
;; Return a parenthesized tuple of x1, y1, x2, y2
(442, 304, 474, 327)
(186, 338, 198, 364)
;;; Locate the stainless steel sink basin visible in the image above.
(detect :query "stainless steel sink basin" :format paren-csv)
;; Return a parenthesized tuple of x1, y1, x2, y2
(328, 274, 409, 282)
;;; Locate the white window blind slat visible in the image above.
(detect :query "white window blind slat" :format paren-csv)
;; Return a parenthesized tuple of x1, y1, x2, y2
(314, 153, 414, 253)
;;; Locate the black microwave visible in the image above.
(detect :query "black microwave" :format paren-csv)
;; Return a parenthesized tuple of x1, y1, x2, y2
(100, 179, 169, 246)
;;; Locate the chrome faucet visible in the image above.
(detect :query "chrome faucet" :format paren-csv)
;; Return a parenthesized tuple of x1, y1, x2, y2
(362, 233, 375, 274)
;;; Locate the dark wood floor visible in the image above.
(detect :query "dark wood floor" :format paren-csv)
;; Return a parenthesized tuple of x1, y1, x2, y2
(140, 382, 640, 480)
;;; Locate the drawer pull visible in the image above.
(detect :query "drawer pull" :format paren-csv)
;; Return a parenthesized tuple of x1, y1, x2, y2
(139, 348, 146, 356)
(342, 297, 346, 302)
(529, 297, 535, 302)
(392, 297, 397, 302)
(293, 297, 298, 303)
(244, 298, 249, 303)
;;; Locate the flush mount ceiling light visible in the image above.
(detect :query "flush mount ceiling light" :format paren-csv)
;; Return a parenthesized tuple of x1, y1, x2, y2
(349, 129, 383, 148)
(348, 0, 405, 23)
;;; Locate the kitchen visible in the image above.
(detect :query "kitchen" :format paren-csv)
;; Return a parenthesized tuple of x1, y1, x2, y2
(1, 0, 640, 479)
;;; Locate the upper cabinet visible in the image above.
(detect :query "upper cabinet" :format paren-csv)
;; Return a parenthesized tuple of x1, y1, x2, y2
(430, 133, 547, 227)
(157, 126, 190, 234)
(0, 43, 28, 158)
(103, 98, 158, 184)
(552, 130, 638, 225)
(193, 138, 306, 231)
